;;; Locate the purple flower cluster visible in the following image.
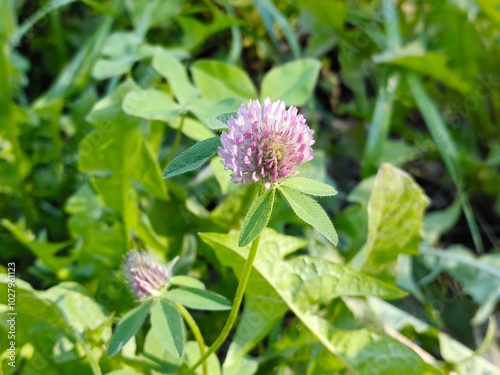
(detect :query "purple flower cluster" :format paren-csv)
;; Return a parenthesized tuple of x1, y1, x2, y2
(218, 98, 315, 189)
(124, 250, 170, 300)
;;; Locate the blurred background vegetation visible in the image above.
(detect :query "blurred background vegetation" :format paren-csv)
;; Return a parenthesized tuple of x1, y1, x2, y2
(1, 0, 500, 374)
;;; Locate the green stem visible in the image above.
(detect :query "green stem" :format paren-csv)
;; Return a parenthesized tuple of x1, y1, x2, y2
(166, 114, 186, 165)
(185, 235, 261, 374)
(176, 303, 208, 375)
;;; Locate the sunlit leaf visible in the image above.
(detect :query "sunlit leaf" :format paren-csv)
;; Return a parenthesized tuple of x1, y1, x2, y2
(260, 59, 321, 106)
(151, 299, 185, 357)
(238, 187, 275, 247)
(165, 287, 231, 311)
(108, 300, 153, 357)
(361, 164, 429, 281)
(163, 137, 221, 178)
(278, 186, 338, 245)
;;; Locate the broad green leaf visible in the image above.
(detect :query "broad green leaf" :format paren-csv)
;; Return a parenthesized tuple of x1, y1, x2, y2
(163, 136, 221, 178)
(0, 275, 101, 372)
(122, 89, 182, 122)
(164, 287, 231, 311)
(101, 31, 141, 57)
(170, 276, 206, 290)
(188, 97, 243, 126)
(238, 187, 275, 247)
(278, 186, 338, 245)
(0, 274, 67, 329)
(41, 282, 109, 335)
(200, 231, 436, 375)
(191, 60, 257, 102)
(153, 48, 199, 104)
(361, 164, 429, 281)
(92, 58, 136, 80)
(205, 112, 236, 131)
(151, 299, 185, 357)
(223, 356, 258, 375)
(260, 59, 321, 106)
(108, 300, 153, 356)
(280, 177, 337, 196)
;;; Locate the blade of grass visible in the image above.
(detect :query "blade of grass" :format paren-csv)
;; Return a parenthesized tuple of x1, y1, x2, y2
(362, 0, 402, 177)
(34, 12, 113, 106)
(362, 70, 401, 177)
(382, 0, 402, 50)
(255, 0, 301, 58)
(224, 1, 242, 64)
(10, 0, 77, 47)
(407, 72, 483, 252)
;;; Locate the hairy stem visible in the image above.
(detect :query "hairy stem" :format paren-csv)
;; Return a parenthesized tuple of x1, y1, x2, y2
(185, 235, 261, 374)
(176, 303, 207, 375)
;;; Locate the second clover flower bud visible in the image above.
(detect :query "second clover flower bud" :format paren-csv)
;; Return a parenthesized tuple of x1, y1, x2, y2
(218, 97, 315, 189)
(124, 250, 170, 300)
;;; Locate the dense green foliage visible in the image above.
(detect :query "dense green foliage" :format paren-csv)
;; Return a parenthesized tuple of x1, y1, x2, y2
(1, 0, 500, 374)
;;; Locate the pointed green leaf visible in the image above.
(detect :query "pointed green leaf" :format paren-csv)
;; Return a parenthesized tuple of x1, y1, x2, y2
(260, 59, 321, 106)
(278, 186, 338, 245)
(170, 276, 206, 290)
(165, 287, 231, 311)
(206, 112, 236, 131)
(163, 137, 221, 178)
(151, 299, 185, 358)
(280, 177, 337, 196)
(407, 71, 483, 252)
(108, 300, 153, 357)
(362, 163, 429, 281)
(238, 188, 275, 247)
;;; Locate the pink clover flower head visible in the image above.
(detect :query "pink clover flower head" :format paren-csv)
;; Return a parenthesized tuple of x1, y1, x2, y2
(124, 250, 170, 300)
(218, 98, 315, 189)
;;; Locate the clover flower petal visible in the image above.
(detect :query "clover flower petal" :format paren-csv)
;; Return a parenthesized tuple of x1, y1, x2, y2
(218, 98, 314, 189)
